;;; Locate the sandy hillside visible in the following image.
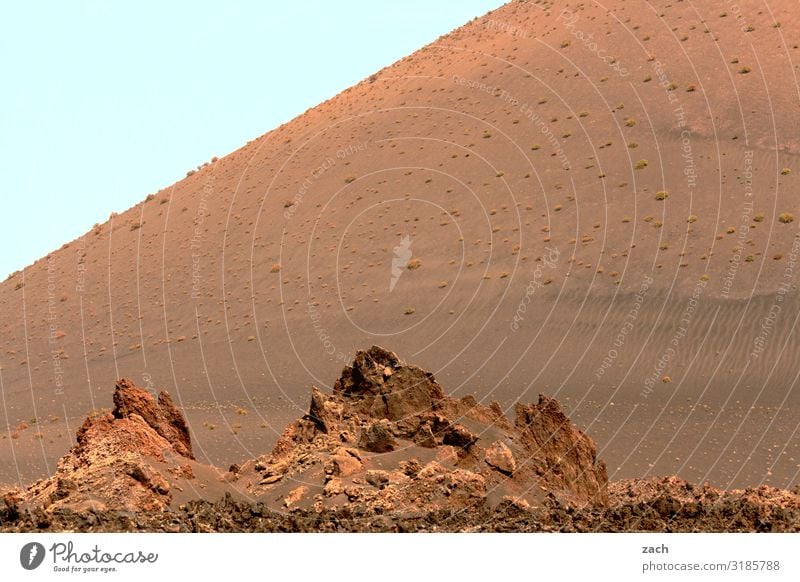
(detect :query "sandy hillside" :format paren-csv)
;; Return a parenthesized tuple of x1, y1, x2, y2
(1, 0, 799, 492)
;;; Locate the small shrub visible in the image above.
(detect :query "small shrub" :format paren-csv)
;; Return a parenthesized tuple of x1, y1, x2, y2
(753, 213, 765, 222)
(779, 212, 794, 224)
(655, 190, 668, 200)
(634, 159, 648, 170)
(404, 307, 416, 315)
(407, 258, 422, 270)
(687, 215, 698, 223)
(625, 118, 637, 127)
(780, 167, 791, 175)
(270, 263, 281, 273)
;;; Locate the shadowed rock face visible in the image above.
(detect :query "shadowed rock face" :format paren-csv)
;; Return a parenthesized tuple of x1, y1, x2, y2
(332, 345, 445, 423)
(248, 346, 608, 511)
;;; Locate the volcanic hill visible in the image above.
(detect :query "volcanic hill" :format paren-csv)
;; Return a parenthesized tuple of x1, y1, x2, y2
(1, 0, 800, 497)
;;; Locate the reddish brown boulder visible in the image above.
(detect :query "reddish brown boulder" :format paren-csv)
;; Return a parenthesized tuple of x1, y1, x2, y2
(442, 423, 479, 449)
(485, 441, 516, 475)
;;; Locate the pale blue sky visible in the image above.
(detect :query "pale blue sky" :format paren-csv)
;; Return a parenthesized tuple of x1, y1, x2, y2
(0, 1, 503, 279)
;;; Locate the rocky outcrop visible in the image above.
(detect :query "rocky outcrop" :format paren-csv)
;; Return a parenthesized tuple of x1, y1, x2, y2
(112, 378, 194, 459)
(23, 379, 197, 513)
(241, 345, 608, 512)
(7, 348, 610, 522)
(332, 346, 445, 424)
(513, 396, 607, 502)
(2, 352, 799, 533)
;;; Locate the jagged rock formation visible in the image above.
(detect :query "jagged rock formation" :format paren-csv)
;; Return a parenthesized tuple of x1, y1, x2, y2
(8, 351, 608, 519)
(238, 346, 608, 511)
(112, 378, 194, 459)
(1, 349, 799, 532)
(22, 379, 198, 513)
